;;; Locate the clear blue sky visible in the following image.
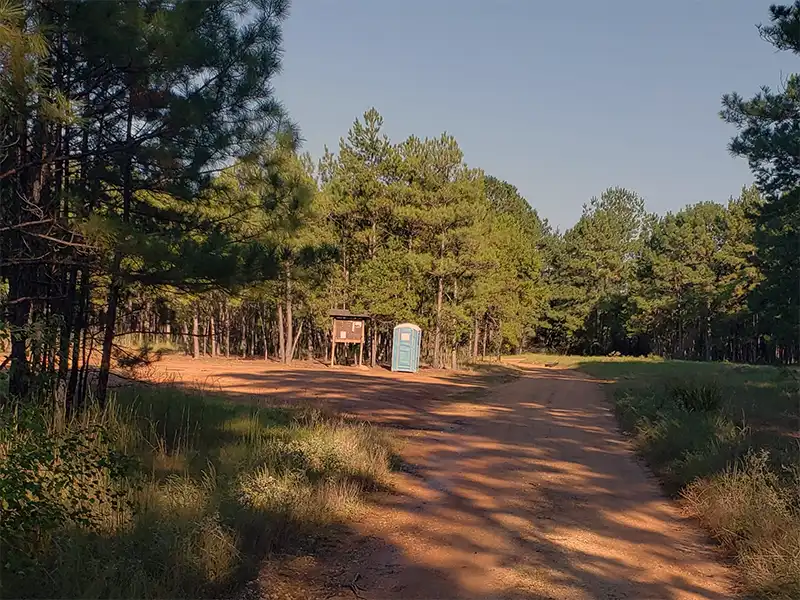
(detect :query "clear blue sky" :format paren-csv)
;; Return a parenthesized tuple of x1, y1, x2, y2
(274, 0, 795, 230)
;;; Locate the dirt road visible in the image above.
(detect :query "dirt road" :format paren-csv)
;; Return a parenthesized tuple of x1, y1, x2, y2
(153, 357, 733, 600)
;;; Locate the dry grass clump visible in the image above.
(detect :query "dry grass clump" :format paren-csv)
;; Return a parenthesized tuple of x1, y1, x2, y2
(683, 451, 800, 600)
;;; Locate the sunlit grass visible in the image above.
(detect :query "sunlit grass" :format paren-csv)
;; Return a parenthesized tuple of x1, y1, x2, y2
(519, 351, 667, 370)
(0, 385, 396, 599)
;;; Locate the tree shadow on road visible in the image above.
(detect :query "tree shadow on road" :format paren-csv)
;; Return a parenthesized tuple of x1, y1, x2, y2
(151, 359, 736, 599)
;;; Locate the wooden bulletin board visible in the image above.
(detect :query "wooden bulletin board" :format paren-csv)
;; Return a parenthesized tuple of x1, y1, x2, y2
(332, 319, 365, 343)
(329, 315, 368, 366)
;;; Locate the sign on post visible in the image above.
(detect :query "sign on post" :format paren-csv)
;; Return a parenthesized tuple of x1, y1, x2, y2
(328, 309, 370, 367)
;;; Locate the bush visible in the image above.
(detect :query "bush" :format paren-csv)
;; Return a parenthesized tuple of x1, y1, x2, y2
(669, 381, 723, 412)
(0, 413, 135, 578)
(0, 387, 396, 599)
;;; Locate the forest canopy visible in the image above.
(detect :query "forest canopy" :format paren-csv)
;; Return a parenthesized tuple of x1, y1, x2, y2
(1, 0, 799, 409)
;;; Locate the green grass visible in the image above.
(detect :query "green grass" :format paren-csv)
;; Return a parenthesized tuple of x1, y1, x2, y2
(0, 385, 396, 599)
(523, 353, 800, 599)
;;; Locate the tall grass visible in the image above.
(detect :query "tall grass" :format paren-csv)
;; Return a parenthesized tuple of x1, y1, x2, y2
(683, 451, 800, 600)
(0, 385, 396, 599)
(563, 356, 800, 599)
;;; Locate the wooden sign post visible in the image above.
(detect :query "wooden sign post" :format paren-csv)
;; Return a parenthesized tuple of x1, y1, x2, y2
(328, 310, 370, 367)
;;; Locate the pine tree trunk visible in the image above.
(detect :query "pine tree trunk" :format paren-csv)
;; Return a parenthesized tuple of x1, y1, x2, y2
(594, 306, 601, 354)
(285, 268, 293, 364)
(262, 310, 269, 361)
(97, 279, 120, 405)
(66, 270, 88, 411)
(78, 322, 92, 407)
(434, 275, 443, 368)
(307, 320, 314, 361)
(473, 319, 480, 359)
(133, 300, 141, 347)
(248, 315, 255, 357)
(143, 300, 151, 347)
(497, 318, 503, 362)
(482, 322, 488, 360)
(704, 299, 712, 361)
(181, 322, 188, 355)
(240, 315, 247, 357)
(225, 304, 231, 358)
(97, 90, 134, 406)
(450, 278, 458, 370)
(6, 275, 30, 400)
(3, 309, 21, 398)
(343, 246, 350, 307)
(192, 313, 200, 358)
(57, 267, 78, 391)
(210, 315, 217, 357)
(4, 93, 31, 400)
(290, 321, 304, 362)
(277, 303, 286, 363)
(370, 322, 377, 368)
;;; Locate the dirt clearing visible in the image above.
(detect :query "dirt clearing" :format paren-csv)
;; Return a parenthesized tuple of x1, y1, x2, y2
(148, 357, 733, 600)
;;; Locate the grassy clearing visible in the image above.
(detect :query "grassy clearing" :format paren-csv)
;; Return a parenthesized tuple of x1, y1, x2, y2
(523, 352, 669, 371)
(0, 384, 395, 599)
(523, 354, 800, 599)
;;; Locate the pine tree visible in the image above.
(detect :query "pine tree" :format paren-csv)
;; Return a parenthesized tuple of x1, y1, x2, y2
(550, 188, 647, 354)
(721, 2, 800, 362)
(459, 178, 542, 358)
(403, 134, 484, 367)
(0, 0, 293, 403)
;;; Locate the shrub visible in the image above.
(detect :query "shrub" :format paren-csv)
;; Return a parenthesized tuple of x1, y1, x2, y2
(0, 387, 396, 599)
(0, 416, 135, 578)
(683, 451, 800, 599)
(669, 381, 723, 413)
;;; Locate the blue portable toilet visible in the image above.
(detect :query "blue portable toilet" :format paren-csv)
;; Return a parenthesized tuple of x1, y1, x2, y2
(391, 323, 422, 373)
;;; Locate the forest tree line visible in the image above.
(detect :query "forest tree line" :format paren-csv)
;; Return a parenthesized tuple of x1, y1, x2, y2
(1, 0, 799, 408)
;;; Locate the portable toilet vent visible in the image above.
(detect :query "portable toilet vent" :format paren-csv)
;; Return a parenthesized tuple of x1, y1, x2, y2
(391, 323, 422, 373)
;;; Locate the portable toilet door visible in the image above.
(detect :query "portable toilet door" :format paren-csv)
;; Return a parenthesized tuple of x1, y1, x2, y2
(391, 323, 422, 373)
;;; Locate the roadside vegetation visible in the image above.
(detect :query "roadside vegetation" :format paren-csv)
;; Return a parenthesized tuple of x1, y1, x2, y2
(0, 382, 395, 599)
(526, 354, 800, 599)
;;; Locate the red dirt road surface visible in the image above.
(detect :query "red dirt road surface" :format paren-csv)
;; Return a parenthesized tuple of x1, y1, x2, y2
(151, 357, 733, 600)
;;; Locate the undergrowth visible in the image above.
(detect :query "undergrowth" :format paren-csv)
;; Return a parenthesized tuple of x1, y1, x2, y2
(572, 357, 800, 600)
(0, 385, 395, 599)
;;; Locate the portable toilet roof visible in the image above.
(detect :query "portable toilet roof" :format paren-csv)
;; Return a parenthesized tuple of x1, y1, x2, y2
(395, 322, 421, 331)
